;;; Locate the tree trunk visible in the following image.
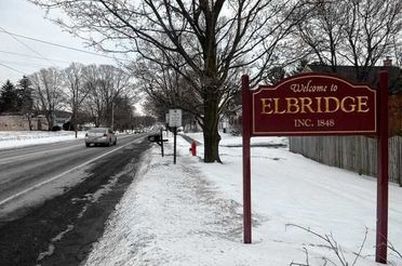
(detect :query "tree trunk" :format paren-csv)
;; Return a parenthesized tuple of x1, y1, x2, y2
(37, 118, 42, 131)
(203, 93, 221, 163)
(73, 110, 78, 138)
(46, 111, 53, 131)
(26, 114, 33, 131)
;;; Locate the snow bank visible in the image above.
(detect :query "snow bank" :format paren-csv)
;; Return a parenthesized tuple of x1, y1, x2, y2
(0, 131, 85, 150)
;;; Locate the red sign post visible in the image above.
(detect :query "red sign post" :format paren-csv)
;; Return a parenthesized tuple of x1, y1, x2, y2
(376, 71, 389, 263)
(242, 72, 389, 263)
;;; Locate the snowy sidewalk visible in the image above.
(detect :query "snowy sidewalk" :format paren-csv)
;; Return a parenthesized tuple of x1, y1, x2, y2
(85, 137, 247, 265)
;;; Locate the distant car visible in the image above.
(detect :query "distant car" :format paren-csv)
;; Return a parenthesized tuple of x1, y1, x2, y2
(85, 127, 117, 147)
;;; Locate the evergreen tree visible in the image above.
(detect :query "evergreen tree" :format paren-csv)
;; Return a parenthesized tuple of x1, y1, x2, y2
(291, 58, 310, 75)
(0, 80, 18, 113)
(265, 66, 287, 85)
(18, 76, 35, 130)
(18, 76, 34, 112)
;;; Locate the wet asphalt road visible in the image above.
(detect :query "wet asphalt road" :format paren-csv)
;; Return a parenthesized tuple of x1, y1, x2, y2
(0, 133, 152, 265)
(0, 133, 146, 209)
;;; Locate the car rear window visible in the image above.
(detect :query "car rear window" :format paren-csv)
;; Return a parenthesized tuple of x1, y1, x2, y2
(89, 128, 106, 133)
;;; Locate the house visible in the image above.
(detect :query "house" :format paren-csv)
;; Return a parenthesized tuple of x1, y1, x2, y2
(219, 89, 242, 135)
(0, 113, 48, 131)
(52, 110, 71, 130)
(219, 107, 242, 135)
(0, 110, 71, 131)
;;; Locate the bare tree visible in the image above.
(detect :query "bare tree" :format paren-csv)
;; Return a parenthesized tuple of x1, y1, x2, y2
(98, 65, 133, 131)
(29, 67, 65, 130)
(287, 224, 369, 266)
(295, 0, 348, 70)
(392, 33, 402, 66)
(133, 57, 203, 125)
(63, 62, 90, 137)
(343, 0, 402, 79)
(81, 64, 104, 127)
(82, 64, 133, 130)
(295, 0, 402, 80)
(30, 0, 308, 162)
(138, 72, 201, 133)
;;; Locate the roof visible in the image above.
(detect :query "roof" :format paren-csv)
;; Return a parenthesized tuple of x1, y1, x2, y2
(304, 64, 402, 94)
(88, 127, 109, 132)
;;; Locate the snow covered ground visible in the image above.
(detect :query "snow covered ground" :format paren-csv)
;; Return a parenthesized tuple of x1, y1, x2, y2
(0, 131, 85, 150)
(83, 132, 402, 266)
(1, 130, 401, 265)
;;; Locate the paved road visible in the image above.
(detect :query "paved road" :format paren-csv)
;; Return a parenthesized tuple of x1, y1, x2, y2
(0, 133, 145, 211)
(0, 133, 152, 265)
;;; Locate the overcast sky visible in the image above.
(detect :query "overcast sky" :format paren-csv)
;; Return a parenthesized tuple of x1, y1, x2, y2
(0, 0, 119, 84)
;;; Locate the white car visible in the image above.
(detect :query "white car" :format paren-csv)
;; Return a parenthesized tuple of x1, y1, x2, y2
(85, 127, 117, 147)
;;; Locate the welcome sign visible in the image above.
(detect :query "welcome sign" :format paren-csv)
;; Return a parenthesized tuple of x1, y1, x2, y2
(242, 72, 390, 263)
(252, 74, 377, 135)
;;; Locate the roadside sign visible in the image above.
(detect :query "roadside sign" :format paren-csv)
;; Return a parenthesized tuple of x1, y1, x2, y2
(169, 109, 182, 127)
(252, 73, 376, 135)
(168, 109, 182, 165)
(242, 72, 389, 264)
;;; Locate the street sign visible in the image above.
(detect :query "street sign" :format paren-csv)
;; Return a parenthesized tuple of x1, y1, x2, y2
(168, 109, 182, 165)
(169, 109, 182, 127)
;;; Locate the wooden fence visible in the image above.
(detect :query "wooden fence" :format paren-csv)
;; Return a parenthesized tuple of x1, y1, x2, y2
(289, 136, 402, 185)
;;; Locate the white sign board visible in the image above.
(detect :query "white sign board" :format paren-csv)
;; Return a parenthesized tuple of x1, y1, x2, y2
(169, 109, 182, 127)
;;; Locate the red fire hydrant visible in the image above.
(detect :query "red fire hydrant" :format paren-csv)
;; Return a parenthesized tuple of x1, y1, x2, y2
(190, 140, 197, 156)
